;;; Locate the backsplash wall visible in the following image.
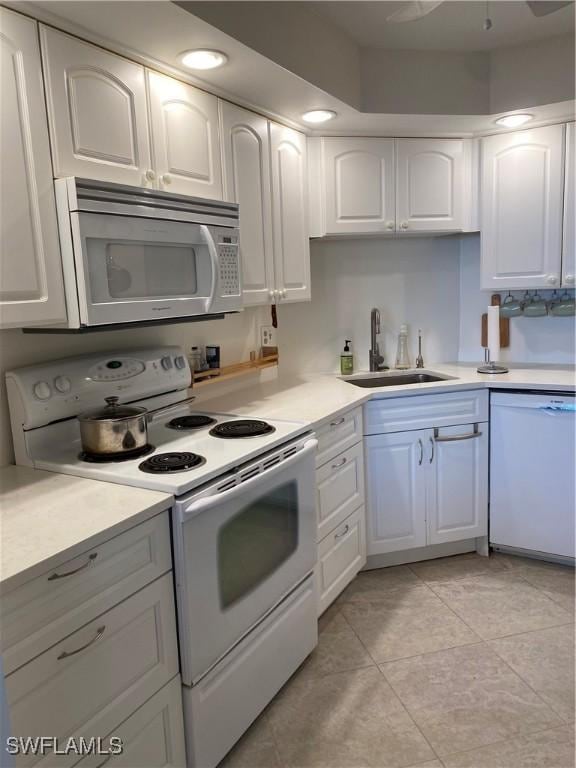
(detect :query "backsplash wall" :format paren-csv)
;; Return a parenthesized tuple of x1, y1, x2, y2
(0, 307, 269, 466)
(458, 235, 576, 365)
(278, 236, 462, 374)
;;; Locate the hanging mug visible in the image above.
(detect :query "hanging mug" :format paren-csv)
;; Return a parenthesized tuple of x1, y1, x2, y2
(500, 292, 523, 318)
(550, 291, 576, 317)
(523, 290, 547, 317)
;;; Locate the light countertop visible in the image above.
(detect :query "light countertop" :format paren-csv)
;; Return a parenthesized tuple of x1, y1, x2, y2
(196, 363, 575, 427)
(0, 466, 172, 590)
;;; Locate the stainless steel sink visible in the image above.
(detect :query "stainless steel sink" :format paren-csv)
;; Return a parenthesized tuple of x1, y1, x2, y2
(343, 372, 454, 388)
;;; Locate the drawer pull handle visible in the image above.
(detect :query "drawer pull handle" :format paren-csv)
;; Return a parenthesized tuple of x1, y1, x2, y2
(417, 439, 423, 465)
(48, 552, 98, 581)
(332, 457, 347, 469)
(57, 625, 106, 660)
(330, 417, 345, 427)
(335, 524, 350, 540)
(434, 424, 482, 442)
(429, 436, 434, 464)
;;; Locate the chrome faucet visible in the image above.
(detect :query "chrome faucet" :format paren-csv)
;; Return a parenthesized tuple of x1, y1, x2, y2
(369, 308, 388, 371)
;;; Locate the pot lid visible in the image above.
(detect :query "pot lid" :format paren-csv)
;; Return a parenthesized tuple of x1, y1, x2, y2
(79, 396, 146, 421)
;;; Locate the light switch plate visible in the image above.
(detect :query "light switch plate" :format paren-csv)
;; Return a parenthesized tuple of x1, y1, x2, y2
(260, 325, 276, 347)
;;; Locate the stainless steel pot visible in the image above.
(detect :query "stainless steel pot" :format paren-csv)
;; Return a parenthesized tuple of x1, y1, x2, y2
(78, 395, 196, 456)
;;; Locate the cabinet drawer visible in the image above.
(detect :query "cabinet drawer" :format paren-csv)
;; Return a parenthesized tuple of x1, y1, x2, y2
(364, 391, 488, 435)
(316, 443, 365, 541)
(317, 508, 366, 616)
(1, 512, 171, 675)
(316, 407, 363, 467)
(6, 573, 179, 768)
(76, 676, 186, 768)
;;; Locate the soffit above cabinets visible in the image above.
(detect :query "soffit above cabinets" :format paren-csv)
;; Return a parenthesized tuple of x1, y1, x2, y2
(15, 0, 575, 137)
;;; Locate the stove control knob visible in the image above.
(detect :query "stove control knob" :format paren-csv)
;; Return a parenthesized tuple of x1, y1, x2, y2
(161, 356, 173, 370)
(33, 381, 52, 400)
(54, 375, 71, 394)
(174, 355, 187, 369)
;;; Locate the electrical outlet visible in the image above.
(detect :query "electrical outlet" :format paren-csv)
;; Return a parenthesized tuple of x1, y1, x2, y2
(260, 325, 277, 347)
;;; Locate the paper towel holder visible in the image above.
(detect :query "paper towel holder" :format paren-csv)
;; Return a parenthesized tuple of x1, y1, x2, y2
(477, 348, 509, 375)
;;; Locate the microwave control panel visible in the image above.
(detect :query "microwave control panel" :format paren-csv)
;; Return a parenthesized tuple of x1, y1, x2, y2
(217, 239, 240, 296)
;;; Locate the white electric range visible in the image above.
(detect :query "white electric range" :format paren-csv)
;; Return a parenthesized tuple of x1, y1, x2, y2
(6, 346, 319, 768)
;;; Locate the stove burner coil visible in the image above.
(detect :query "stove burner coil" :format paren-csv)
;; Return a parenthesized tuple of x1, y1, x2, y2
(79, 444, 155, 463)
(209, 420, 276, 439)
(166, 415, 216, 431)
(139, 451, 206, 474)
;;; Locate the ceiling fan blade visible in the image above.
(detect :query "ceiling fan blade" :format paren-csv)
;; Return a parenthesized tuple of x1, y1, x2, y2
(526, 1, 573, 17)
(386, 1, 444, 23)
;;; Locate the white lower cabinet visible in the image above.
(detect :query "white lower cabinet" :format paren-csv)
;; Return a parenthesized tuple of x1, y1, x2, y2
(365, 401, 488, 557)
(316, 507, 366, 615)
(76, 677, 186, 768)
(316, 442, 365, 541)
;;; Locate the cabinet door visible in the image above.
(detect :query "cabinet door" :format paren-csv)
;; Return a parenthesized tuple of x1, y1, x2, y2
(562, 123, 575, 288)
(220, 102, 274, 305)
(365, 431, 427, 555)
(269, 123, 311, 302)
(427, 424, 488, 545)
(0, 9, 67, 328)
(40, 26, 151, 186)
(324, 138, 395, 234)
(481, 125, 564, 290)
(316, 508, 366, 616)
(396, 139, 465, 232)
(147, 71, 222, 199)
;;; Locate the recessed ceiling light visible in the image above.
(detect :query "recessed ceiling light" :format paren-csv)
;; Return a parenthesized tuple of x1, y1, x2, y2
(180, 49, 228, 70)
(302, 109, 337, 124)
(495, 113, 534, 128)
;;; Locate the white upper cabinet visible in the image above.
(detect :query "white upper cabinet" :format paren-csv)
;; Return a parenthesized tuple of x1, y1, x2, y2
(40, 26, 151, 187)
(562, 123, 575, 288)
(147, 71, 222, 198)
(0, 9, 67, 328)
(220, 102, 274, 305)
(396, 139, 465, 232)
(270, 123, 311, 303)
(481, 124, 565, 291)
(323, 138, 395, 234)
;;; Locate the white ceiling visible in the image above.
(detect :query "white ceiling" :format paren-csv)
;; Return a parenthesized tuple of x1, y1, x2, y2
(308, 1, 574, 51)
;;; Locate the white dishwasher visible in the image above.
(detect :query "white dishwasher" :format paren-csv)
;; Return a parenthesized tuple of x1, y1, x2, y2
(490, 391, 575, 562)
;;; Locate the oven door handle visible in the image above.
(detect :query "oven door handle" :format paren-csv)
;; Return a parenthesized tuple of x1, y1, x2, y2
(201, 225, 219, 313)
(179, 437, 318, 522)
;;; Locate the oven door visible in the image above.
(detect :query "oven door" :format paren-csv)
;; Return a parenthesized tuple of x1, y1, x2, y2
(70, 212, 239, 326)
(173, 437, 318, 685)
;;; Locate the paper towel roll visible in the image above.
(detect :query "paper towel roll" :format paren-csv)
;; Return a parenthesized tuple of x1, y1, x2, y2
(487, 305, 500, 362)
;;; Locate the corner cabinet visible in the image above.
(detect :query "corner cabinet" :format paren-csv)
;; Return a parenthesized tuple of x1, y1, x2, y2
(309, 137, 475, 236)
(396, 139, 466, 232)
(40, 26, 152, 187)
(0, 8, 67, 328)
(220, 102, 275, 305)
(269, 123, 311, 303)
(562, 123, 575, 288)
(481, 124, 565, 291)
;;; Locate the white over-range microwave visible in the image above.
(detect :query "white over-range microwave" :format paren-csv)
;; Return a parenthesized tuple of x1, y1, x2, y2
(44, 177, 242, 330)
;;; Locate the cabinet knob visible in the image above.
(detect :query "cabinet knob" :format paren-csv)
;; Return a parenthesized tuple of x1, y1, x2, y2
(281, 289, 287, 299)
(400, 221, 409, 230)
(269, 290, 276, 300)
(161, 174, 172, 185)
(546, 274, 558, 285)
(564, 274, 575, 285)
(145, 169, 156, 182)
(385, 221, 394, 230)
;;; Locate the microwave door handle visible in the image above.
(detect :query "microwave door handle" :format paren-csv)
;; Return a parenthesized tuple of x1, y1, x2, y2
(179, 437, 318, 522)
(201, 225, 219, 313)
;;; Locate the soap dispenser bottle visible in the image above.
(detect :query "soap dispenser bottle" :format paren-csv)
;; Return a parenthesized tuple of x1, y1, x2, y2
(340, 340, 354, 375)
(395, 324, 411, 370)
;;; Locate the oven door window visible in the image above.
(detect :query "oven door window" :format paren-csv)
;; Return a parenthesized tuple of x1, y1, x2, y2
(87, 240, 199, 302)
(218, 481, 299, 609)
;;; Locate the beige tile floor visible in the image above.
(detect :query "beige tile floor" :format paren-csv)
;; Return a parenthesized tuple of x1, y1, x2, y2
(220, 553, 575, 768)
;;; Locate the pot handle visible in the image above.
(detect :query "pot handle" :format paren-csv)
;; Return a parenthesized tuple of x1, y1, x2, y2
(145, 395, 197, 423)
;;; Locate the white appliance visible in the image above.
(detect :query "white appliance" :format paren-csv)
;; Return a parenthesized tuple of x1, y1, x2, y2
(42, 178, 241, 330)
(490, 390, 575, 562)
(6, 347, 318, 767)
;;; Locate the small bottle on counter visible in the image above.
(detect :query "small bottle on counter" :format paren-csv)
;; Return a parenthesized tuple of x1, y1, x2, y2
(340, 339, 354, 375)
(189, 346, 202, 373)
(395, 324, 411, 370)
